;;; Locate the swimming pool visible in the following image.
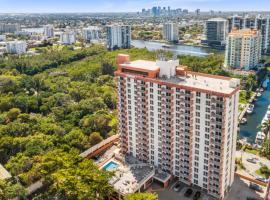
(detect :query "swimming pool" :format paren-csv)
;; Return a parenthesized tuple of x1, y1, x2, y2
(102, 161, 119, 171)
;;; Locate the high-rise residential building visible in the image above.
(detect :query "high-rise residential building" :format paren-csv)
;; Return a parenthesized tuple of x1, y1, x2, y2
(43, 25, 54, 38)
(227, 15, 270, 54)
(0, 35, 6, 42)
(82, 26, 101, 43)
(224, 29, 262, 70)
(255, 16, 270, 54)
(0, 23, 20, 33)
(163, 23, 179, 42)
(115, 54, 240, 200)
(6, 41, 27, 54)
(60, 31, 76, 45)
(227, 15, 245, 33)
(106, 25, 131, 50)
(205, 18, 227, 47)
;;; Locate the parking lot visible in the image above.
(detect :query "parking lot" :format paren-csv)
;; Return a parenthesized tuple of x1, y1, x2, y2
(155, 181, 215, 200)
(226, 175, 266, 200)
(152, 175, 266, 200)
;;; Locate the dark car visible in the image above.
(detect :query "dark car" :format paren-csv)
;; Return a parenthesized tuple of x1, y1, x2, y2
(193, 191, 201, 200)
(184, 188, 193, 197)
(249, 183, 263, 192)
(173, 183, 181, 192)
(247, 197, 260, 200)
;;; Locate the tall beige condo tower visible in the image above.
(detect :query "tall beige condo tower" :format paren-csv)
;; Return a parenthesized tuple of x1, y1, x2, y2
(115, 54, 240, 199)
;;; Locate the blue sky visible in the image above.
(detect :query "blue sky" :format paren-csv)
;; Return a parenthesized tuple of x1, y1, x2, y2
(0, 0, 269, 13)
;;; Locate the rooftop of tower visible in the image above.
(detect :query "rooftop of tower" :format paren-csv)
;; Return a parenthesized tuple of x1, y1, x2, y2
(116, 54, 240, 96)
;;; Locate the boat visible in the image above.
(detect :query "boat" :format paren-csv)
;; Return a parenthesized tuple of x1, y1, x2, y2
(162, 45, 172, 48)
(257, 92, 262, 97)
(246, 104, 255, 114)
(260, 88, 264, 92)
(240, 118, 247, 124)
(255, 131, 266, 146)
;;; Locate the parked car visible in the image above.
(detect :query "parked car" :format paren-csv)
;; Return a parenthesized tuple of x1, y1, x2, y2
(247, 197, 260, 200)
(255, 176, 269, 183)
(193, 191, 201, 200)
(249, 183, 263, 192)
(184, 188, 193, 197)
(246, 158, 257, 164)
(173, 183, 181, 192)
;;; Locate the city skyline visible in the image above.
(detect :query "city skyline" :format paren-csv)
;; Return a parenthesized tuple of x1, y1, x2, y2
(1, 0, 270, 13)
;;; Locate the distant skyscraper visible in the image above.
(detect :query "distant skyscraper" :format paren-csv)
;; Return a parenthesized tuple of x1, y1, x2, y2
(0, 23, 20, 33)
(60, 31, 76, 45)
(43, 25, 54, 38)
(225, 29, 262, 70)
(163, 23, 179, 42)
(6, 41, 27, 54)
(82, 26, 100, 43)
(205, 18, 227, 46)
(106, 25, 131, 50)
(195, 9, 200, 16)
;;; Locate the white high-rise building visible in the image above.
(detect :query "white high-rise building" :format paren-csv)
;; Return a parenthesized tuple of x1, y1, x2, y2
(106, 25, 131, 50)
(225, 29, 262, 70)
(163, 23, 179, 42)
(6, 41, 27, 54)
(43, 25, 54, 38)
(115, 54, 240, 200)
(205, 18, 227, 46)
(82, 26, 101, 43)
(0, 35, 6, 42)
(0, 23, 20, 33)
(60, 31, 76, 45)
(227, 15, 270, 54)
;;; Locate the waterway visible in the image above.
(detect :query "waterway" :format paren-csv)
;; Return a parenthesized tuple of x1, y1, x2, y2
(131, 40, 217, 57)
(240, 81, 270, 143)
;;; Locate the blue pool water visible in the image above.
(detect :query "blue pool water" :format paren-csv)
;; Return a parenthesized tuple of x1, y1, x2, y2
(102, 161, 119, 171)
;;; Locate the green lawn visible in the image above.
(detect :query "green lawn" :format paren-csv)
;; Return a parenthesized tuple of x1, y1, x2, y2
(244, 148, 259, 155)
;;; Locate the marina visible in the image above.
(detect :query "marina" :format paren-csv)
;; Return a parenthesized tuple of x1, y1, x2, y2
(240, 77, 270, 143)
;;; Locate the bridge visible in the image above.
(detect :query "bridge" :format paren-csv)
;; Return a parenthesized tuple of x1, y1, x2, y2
(79, 134, 119, 159)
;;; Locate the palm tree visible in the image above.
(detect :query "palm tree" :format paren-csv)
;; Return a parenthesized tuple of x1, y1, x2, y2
(259, 118, 270, 139)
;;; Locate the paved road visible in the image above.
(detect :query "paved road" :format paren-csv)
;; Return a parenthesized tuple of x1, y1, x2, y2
(236, 151, 270, 177)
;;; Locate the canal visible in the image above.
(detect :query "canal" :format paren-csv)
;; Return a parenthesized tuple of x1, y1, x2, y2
(240, 81, 270, 143)
(131, 40, 217, 57)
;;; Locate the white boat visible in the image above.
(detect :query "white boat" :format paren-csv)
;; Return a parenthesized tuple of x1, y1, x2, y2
(255, 131, 266, 146)
(240, 118, 247, 124)
(257, 92, 262, 97)
(260, 88, 264, 92)
(246, 104, 255, 114)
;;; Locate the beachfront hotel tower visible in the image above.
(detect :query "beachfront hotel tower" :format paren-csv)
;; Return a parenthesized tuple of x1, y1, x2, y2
(115, 54, 240, 199)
